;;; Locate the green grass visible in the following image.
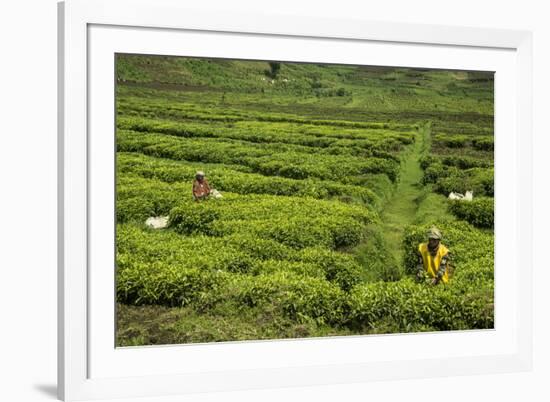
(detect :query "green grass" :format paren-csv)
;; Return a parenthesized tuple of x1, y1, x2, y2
(379, 128, 425, 262)
(116, 302, 356, 346)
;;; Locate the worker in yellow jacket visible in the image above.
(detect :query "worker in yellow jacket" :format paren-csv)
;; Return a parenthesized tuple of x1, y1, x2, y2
(417, 227, 451, 285)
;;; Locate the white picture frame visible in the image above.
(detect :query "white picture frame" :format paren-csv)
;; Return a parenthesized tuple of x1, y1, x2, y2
(58, 0, 533, 400)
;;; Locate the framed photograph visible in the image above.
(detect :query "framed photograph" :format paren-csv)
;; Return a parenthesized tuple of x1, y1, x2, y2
(58, 0, 533, 400)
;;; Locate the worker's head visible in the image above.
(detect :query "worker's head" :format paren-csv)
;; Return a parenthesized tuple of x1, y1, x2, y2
(427, 226, 442, 248)
(196, 171, 205, 181)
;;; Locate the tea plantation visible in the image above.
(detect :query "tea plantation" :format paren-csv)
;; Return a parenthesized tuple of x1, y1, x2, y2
(115, 56, 494, 345)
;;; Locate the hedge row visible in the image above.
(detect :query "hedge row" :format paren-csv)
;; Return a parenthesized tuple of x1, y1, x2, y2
(117, 130, 401, 182)
(117, 115, 413, 153)
(117, 224, 363, 291)
(117, 152, 384, 207)
(118, 96, 415, 131)
(448, 198, 494, 228)
(421, 162, 494, 198)
(168, 194, 374, 250)
(419, 155, 492, 170)
(433, 133, 494, 150)
(116, 221, 494, 331)
(117, 261, 493, 330)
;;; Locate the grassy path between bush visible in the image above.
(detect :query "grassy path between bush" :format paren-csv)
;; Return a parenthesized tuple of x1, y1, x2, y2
(378, 124, 430, 266)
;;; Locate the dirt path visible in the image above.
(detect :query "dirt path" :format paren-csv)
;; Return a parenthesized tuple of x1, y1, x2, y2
(378, 124, 429, 265)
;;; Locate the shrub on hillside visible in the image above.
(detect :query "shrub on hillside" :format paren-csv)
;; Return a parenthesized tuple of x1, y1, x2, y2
(448, 198, 494, 228)
(169, 203, 219, 235)
(433, 168, 493, 197)
(421, 162, 450, 184)
(296, 247, 363, 291)
(347, 277, 493, 331)
(472, 137, 494, 151)
(435, 134, 469, 148)
(235, 272, 348, 325)
(441, 155, 492, 169)
(419, 155, 439, 170)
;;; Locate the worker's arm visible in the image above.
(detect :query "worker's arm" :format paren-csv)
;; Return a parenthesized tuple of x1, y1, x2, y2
(416, 254, 424, 280)
(434, 254, 450, 283)
(204, 179, 211, 195)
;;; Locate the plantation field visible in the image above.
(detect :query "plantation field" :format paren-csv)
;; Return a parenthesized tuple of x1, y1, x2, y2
(115, 55, 495, 346)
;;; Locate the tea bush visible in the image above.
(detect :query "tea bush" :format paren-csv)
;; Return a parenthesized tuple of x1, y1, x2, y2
(117, 219, 494, 332)
(117, 153, 380, 206)
(117, 96, 415, 132)
(472, 137, 494, 151)
(117, 224, 365, 291)
(117, 130, 402, 182)
(421, 162, 452, 185)
(434, 134, 469, 148)
(433, 168, 494, 197)
(419, 155, 439, 170)
(348, 277, 493, 331)
(117, 254, 349, 325)
(448, 197, 494, 228)
(117, 258, 231, 307)
(117, 116, 412, 152)
(168, 194, 373, 250)
(440, 155, 492, 169)
(234, 272, 348, 325)
(116, 175, 189, 223)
